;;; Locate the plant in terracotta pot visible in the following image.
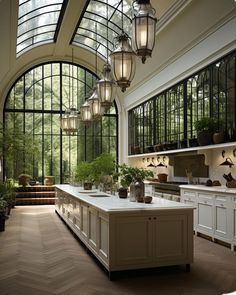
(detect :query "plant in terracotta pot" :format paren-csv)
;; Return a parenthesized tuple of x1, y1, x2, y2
(75, 161, 94, 190)
(18, 174, 32, 187)
(194, 117, 217, 146)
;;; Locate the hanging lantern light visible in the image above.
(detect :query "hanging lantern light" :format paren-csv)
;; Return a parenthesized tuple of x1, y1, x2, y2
(110, 33, 136, 92)
(60, 48, 80, 135)
(60, 107, 80, 135)
(88, 87, 105, 120)
(80, 100, 92, 124)
(132, 0, 157, 64)
(96, 63, 116, 111)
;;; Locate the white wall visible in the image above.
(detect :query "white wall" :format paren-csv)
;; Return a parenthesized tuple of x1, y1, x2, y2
(119, 0, 236, 164)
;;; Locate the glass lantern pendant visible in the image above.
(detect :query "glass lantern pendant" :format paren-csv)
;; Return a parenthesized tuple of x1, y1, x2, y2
(110, 33, 136, 92)
(132, 0, 157, 64)
(96, 63, 116, 111)
(60, 107, 80, 135)
(88, 88, 104, 120)
(80, 101, 92, 124)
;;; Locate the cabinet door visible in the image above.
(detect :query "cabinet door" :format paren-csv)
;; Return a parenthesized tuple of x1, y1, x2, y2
(73, 200, 81, 233)
(197, 193, 214, 234)
(67, 197, 74, 224)
(181, 190, 197, 228)
(114, 216, 152, 266)
(98, 212, 109, 265)
(153, 214, 191, 263)
(214, 195, 228, 240)
(232, 196, 236, 244)
(80, 203, 89, 242)
(88, 207, 98, 252)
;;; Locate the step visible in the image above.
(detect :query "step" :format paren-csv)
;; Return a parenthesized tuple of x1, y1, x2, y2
(15, 191, 56, 198)
(16, 197, 55, 205)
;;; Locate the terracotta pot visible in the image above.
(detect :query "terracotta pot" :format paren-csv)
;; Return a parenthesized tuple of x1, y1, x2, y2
(213, 131, 226, 144)
(158, 173, 168, 183)
(197, 131, 213, 146)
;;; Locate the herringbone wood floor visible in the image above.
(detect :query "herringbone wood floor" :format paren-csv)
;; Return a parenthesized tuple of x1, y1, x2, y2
(0, 206, 236, 295)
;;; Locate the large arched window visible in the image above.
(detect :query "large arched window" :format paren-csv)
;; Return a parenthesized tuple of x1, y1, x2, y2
(3, 62, 118, 184)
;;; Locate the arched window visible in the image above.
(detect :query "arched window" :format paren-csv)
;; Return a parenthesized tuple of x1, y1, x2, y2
(3, 62, 118, 184)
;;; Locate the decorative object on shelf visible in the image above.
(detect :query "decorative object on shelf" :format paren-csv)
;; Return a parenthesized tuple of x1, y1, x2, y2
(144, 145, 154, 153)
(157, 173, 168, 183)
(180, 138, 188, 148)
(188, 136, 198, 147)
(194, 117, 217, 146)
(220, 150, 234, 168)
(206, 179, 213, 186)
(154, 143, 163, 152)
(132, 0, 157, 64)
(185, 169, 193, 184)
(213, 130, 226, 144)
(110, 0, 136, 92)
(157, 156, 167, 168)
(212, 180, 221, 186)
(225, 172, 236, 188)
(60, 48, 80, 135)
(143, 195, 152, 203)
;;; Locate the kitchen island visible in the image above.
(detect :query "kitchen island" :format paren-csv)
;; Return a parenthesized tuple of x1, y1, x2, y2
(55, 185, 194, 278)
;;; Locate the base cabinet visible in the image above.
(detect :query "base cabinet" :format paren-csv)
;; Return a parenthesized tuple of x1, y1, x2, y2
(181, 188, 235, 250)
(55, 187, 193, 274)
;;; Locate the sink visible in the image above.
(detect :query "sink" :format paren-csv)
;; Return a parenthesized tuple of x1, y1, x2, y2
(89, 194, 110, 198)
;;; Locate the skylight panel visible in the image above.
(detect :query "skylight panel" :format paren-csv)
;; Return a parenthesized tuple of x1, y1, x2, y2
(17, 0, 66, 56)
(72, 0, 133, 60)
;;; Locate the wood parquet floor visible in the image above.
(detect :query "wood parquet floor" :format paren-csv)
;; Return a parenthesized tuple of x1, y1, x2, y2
(0, 206, 236, 295)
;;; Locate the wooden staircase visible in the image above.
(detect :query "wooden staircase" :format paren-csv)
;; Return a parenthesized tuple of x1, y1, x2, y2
(15, 185, 55, 205)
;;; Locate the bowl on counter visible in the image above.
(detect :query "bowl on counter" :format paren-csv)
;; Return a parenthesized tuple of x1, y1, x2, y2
(143, 196, 152, 204)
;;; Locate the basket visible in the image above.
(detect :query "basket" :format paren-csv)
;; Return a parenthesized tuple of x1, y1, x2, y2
(226, 179, 236, 188)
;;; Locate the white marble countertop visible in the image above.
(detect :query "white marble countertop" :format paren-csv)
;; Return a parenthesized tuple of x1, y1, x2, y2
(55, 184, 194, 212)
(180, 184, 236, 194)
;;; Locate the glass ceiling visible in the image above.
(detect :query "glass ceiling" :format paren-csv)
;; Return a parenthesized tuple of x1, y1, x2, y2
(16, 0, 133, 59)
(17, 0, 67, 56)
(72, 0, 133, 60)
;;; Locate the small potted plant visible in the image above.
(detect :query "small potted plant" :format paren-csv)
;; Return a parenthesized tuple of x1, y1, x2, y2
(75, 161, 94, 190)
(194, 117, 217, 146)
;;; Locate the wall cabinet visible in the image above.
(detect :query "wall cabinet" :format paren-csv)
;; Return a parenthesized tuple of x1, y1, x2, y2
(181, 188, 235, 250)
(55, 187, 193, 275)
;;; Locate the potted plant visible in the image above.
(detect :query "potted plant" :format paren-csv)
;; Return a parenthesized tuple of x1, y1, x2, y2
(18, 174, 32, 187)
(0, 198, 8, 232)
(92, 154, 116, 190)
(75, 161, 94, 190)
(0, 180, 16, 216)
(194, 117, 217, 146)
(118, 164, 154, 201)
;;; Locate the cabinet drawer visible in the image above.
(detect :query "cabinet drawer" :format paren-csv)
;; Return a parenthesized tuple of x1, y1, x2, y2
(198, 193, 213, 205)
(182, 190, 196, 198)
(215, 195, 227, 207)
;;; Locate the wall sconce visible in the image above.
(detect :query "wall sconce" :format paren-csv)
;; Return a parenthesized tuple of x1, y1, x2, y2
(220, 150, 234, 168)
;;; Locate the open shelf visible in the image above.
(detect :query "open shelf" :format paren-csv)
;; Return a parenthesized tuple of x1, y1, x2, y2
(128, 142, 236, 158)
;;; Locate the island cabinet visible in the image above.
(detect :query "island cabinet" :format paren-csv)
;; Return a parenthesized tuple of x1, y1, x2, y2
(55, 185, 194, 277)
(180, 185, 236, 250)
